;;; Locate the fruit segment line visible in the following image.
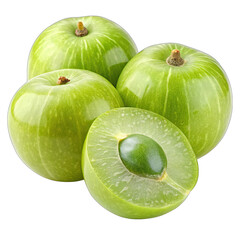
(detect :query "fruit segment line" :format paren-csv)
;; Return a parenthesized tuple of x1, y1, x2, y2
(182, 76, 191, 139)
(37, 88, 56, 179)
(97, 33, 119, 46)
(198, 67, 222, 152)
(162, 68, 172, 116)
(163, 174, 189, 196)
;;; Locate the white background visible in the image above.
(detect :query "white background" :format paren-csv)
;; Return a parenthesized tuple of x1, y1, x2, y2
(0, 0, 239, 239)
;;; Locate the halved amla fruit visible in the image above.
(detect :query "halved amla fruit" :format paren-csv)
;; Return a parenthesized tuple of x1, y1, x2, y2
(82, 108, 198, 219)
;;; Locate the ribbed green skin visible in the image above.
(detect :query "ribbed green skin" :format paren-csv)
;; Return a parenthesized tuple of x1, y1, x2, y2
(117, 43, 232, 158)
(28, 16, 137, 86)
(8, 69, 123, 181)
(82, 108, 198, 219)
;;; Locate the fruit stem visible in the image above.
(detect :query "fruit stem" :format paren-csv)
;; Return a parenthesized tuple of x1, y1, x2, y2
(75, 21, 88, 37)
(166, 49, 185, 66)
(57, 76, 70, 85)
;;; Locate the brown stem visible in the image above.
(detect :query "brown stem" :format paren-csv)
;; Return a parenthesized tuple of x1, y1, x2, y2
(75, 21, 88, 37)
(166, 49, 185, 66)
(57, 76, 70, 85)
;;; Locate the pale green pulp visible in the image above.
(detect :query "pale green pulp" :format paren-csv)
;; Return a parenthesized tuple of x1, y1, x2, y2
(28, 16, 137, 86)
(117, 43, 232, 158)
(82, 108, 198, 219)
(8, 69, 123, 181)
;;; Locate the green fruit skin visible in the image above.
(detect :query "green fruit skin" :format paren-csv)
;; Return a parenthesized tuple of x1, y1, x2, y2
(119, 134, 167, 179)
(28, 16, 138, 86)
(117, 43, 232, 158)
(8, 69, 123, 181)
(82, 136, 183, 219)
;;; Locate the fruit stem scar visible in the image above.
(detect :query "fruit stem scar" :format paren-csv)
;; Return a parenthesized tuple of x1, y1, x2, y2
(166, 49, 185, 66)
(57, 76, 70, 85)
(75, 21, 88, 37)
(115, 133, 128, 141)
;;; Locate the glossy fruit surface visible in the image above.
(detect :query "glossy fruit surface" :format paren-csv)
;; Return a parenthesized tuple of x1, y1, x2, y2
(117, 43, 232, 158)
(119, 134, 167, 179)
(82, 108, 198, 219)
(8, 69, 123, 181)
(28, 16, 138, 86)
